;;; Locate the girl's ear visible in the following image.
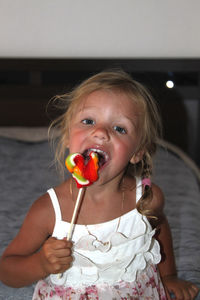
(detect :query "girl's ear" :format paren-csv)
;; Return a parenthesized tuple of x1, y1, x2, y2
(130, 150, 144, 164)
(64, 132, 70, 148)
(65, 139, 69, 148)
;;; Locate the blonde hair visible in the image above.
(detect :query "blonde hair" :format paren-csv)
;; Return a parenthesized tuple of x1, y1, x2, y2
(49, 70, 162, 217)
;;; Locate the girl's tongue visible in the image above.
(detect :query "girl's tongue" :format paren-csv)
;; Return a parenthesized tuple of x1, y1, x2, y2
(83, 148, 108, 168)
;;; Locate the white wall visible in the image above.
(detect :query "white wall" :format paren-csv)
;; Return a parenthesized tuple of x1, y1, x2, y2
(0, 0, 200, 58)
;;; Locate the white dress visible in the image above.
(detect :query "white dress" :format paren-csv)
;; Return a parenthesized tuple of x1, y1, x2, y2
(32, 178, 167, 299)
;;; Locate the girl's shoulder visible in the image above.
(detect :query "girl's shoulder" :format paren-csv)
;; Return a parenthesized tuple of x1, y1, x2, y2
(26, 180, 71, 235)
(25, 191, 56, 236)
(51, 179, 74, 223)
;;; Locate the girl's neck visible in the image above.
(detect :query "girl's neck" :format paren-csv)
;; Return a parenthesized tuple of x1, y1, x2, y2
(68, 174, 137, 225)
(73, 174, 125, 203)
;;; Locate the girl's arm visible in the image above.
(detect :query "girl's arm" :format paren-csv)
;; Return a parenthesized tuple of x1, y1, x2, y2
(0, 193, 73, 288)
(150, 185, 199, 300)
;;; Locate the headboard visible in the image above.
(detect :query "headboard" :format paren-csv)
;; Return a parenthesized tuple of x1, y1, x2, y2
(0, 58, 200, 167)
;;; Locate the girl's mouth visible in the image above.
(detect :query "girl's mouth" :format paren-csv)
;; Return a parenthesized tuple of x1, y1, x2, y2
(82, 148, 109, 168)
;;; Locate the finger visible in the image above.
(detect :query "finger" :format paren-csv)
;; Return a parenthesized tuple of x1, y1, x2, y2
(51, 256, 73, 274)
(51, 255, 73, 267)
(62, 238, 73, 247)
(164, 286, 172, 300)
(182, 287, 192, 300)
(189, 284, 200, 298)
(47, 254, 73, 270)
(165, 288, 172, 300)
(58, 256, 74, 266)
(54, 247, 72, 258)
(171, 288, 183, 300)
(183, 282, 198, 300)
(51, 239, 73, 251)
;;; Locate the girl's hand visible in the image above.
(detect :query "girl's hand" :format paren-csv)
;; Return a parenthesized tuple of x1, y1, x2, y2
(162, 275, 199, 300)
(39, 237, 73, 276)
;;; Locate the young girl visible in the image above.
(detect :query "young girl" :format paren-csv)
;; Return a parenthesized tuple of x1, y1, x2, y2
(0, 70, 199, 300)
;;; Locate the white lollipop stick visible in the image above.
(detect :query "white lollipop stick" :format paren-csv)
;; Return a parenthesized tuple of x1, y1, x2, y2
(58, 187, 84, 279)
(67, 187, 84, 240)
(58, 151, 99, 278)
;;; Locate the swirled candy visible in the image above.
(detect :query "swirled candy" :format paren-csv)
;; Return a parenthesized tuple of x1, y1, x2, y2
(65, 151, 99, 188)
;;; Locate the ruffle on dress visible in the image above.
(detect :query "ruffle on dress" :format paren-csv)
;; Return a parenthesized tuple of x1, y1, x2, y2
(50, 213, 161, 287)
(33, 264, 167, 300)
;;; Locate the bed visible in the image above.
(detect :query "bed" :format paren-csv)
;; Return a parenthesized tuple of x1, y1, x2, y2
(0, 127, 199, 299)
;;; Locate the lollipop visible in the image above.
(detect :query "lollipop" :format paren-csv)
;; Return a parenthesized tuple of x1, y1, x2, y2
(65, 151, 99, 188)
(65, 151, 99, 240)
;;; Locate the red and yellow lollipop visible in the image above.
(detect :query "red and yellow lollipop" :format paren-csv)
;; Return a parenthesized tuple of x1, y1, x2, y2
(65, 151, 99, 188)
(65, 151, 99, 240)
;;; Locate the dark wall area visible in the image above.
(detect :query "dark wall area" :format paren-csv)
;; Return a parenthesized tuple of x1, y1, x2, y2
(0, 58, 200, 166)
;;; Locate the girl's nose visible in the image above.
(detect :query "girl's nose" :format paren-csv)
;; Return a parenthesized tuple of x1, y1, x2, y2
(92, 126, 110, 142)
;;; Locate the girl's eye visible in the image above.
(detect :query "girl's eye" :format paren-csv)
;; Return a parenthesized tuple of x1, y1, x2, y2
(114, 126, 126, 134)
(82, 119, 95, 125)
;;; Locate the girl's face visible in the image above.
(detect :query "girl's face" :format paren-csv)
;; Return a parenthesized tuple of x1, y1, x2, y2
(68, 89, 143, 185)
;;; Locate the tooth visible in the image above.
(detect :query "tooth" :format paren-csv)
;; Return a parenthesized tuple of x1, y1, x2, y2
(87, 148, 108, 163)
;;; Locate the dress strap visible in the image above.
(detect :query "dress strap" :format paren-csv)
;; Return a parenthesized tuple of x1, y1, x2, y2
(136, 177, 142, 203)
(47, 188, 62, 222)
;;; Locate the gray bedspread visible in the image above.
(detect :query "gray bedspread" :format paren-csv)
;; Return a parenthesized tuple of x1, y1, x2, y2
(0, 137, 199, 299)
